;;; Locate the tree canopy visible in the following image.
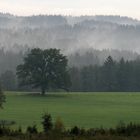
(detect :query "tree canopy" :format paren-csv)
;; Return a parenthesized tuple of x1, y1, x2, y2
(16, 48, 71, 95)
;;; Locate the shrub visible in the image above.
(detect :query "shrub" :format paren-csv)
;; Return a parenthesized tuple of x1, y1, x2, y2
(26, 125, 38, 134)
(42, 113, 53, 133)
(70, 126, 80, 136)
(54, 117, 65, 133)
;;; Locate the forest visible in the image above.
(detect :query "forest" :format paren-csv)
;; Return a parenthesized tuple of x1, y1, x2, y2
(1, 51, 140, 92)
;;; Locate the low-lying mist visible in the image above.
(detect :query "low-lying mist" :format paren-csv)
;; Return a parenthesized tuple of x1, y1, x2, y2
(0, 13, 140, 73)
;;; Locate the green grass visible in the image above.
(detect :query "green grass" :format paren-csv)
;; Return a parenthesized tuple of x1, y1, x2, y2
(0, 92, 140, 130)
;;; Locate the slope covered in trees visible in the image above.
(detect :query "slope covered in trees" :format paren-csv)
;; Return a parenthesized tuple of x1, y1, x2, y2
(0, 14, 140, 92)
(0, 13, 140, 53)
(0, 48, 138, 74)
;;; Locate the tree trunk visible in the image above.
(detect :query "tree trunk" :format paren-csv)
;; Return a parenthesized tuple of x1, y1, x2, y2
(41, 87, 46, 95)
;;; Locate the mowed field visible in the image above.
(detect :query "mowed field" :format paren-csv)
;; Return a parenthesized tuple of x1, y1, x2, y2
(0, 92, 140, 130)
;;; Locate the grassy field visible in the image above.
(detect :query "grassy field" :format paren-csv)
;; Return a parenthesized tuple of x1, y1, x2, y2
(0, 92, 140, 130)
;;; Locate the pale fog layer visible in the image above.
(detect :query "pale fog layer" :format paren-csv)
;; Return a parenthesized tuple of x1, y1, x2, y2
(0, 13, 140, 54)
(0, 13, 140, 73)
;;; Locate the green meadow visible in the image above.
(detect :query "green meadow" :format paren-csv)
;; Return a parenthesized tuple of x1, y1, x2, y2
(0, 92, 140, 130)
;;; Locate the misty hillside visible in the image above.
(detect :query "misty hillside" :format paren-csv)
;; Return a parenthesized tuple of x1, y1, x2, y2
(66, 15, 140, 25)
(0, 13, 140, 60)
(0, 13, 140, 28)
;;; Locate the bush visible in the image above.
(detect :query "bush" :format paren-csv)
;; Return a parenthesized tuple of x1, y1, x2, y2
(70, 126, 80, 136)
(42, 113, 53, 133)
(115, 122, 140, 136)
(54, 117, 65, 133)
(26, 125, 38, 134)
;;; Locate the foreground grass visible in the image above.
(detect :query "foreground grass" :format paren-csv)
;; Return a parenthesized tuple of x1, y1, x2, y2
(0, 92, 140, 129)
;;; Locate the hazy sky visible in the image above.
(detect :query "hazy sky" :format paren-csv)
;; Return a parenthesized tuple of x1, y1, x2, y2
(0, 0, 140, 19)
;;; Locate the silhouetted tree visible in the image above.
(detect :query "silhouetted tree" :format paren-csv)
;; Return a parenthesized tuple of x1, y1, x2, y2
(69, 67, 81, 91)
(116, 58, 128, 91)
(101, 56, 117, 91)
(16, 48, 71, 95)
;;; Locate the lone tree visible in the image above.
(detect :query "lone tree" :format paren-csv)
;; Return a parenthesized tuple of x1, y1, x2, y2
(16, 48, 71, 95)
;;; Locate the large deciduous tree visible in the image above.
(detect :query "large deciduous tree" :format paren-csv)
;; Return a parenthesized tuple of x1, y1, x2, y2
(16, 48, 71, 95)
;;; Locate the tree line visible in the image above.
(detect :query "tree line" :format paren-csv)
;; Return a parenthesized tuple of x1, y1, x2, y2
(69, 56, 140, 92)
(1, 54, 140, 92)
(0, 47, 138, 75)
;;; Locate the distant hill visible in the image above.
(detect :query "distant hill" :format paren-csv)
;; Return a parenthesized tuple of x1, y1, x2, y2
(0, 13, 140, 72)
(0, 13, 140, 55)
(66, 15, 140, 25)
(0, 13, 140, 28)
(0, 13, 67, 28)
